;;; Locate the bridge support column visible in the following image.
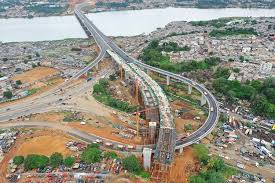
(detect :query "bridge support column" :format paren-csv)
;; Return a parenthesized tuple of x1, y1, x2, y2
(125, 71, 129, 84)
(201, 94, 207, 106)
(143, 148, 152, 171)
(179, 147, 183, 154)
(188, 84, 192, 95)
(166, 76, 170, 86)
(95, 63, 99, 70)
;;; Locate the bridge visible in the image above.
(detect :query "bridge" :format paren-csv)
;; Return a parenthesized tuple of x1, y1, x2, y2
(74, 3, 220, 164)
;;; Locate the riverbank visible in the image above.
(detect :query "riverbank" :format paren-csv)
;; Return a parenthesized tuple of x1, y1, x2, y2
(1, 7, 275, 43)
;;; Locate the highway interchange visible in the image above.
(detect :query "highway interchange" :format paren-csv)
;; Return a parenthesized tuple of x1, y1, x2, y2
(74, 4, 220, 150)
(0, 3, 219, 153)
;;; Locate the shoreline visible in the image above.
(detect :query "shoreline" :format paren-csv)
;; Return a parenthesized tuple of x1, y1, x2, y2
(1, 5, 275, 20)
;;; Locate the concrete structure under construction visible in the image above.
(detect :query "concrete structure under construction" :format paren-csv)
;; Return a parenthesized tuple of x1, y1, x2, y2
(107, 49, 176, 164)
(143, 148, 153, 171)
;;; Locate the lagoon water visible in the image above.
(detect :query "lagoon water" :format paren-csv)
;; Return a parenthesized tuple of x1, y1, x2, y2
(1, 7, 275, 42)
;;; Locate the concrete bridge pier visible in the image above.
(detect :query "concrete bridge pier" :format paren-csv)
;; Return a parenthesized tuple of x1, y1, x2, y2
(143, 148, 152, 171)
(188, 84, 192, 95)
(166, 76, 170, 86)
(179, 147, 183, 154)
(201, 95, 207, 106)
(125, 71, 129, 84)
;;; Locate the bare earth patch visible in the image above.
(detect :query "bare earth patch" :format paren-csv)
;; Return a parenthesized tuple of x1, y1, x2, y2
(11, 66, 60, 84)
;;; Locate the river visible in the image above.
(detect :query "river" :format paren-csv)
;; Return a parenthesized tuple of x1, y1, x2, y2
(1, 7, 275, 43)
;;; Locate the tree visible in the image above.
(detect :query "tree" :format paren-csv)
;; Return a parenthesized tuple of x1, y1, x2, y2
(193, 144, 209, 165)
(24, 154, 49, 171)
(16, 80, 22, 85)
(13, 156, 24, 166)
(122, 155, 142, 173)
(207, 156, 225, 171)
(63, 156, 75, 168)
(3, 91, 12, 99)
(50, 152, 63, 168)
(206, 171, 225, 183)
(109, 74, 116, 81)
(189, 175, 207, 183)
(81, 147, 101, 164)
(239, 55, 245, 62)
(104, 151, 118, 159)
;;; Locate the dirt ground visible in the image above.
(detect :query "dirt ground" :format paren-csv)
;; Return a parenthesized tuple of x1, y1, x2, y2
(29, 110, 145, 145)
(14, 133, 75, 157)
(0, 129, 78, 182)
(11, 67, 60, 84)
(109, 79, 140, 106)
(171, 100, 206, 136)
(168, 147, 199, 183)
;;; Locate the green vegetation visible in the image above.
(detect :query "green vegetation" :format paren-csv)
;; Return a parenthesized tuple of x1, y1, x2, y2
(190, 18, 233, 28)
(123, 155, 142, 173)
(104, 151, 118, 159)
(209, 28, 258, 37)
(63, 156, 75, 168)
(140, 40, 220, 73)
(122, 155, 150, 179)
(16, 80, 22, 85)
(26, 5, 68, 15)
(96, 0, 142, 8)
(24, 154, 49, 171)
(28, 88, 39, 95)
(193, 144, 210, 165)
(3, 91, 13, 99)
(17, 152, 74, 170)
(196, 0, 229, 8)
(190, 144, 237, 183)
(213, 76, 275, 119)
(166, 31, 198, 38)
(214, 67, 230, 79)
(184, 124, 193, 131)
(93, 79, 138, 112)
(96, 2, 129, 8)
(13, 156, 24, 166)
(159, 42, 191, 52)
(81, 144, 102, 164)
(49, 152, 63, 168)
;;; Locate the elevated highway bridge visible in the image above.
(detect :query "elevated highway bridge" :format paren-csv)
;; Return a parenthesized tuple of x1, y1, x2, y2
(74, 3, 220, 163)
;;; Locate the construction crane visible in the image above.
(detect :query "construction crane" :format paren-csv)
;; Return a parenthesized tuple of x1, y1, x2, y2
(132, 107, 159, 137)
(135, 79, 139, 103)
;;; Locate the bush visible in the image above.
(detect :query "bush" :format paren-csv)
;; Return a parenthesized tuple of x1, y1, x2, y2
(63, 156, 75, 168)
(50, 152, 63, 168)
(81, 146, 102, 164)
(24, 154, 49, 171)
(193, 144, 209, 165)
(16, 80, 22, 85)
(122, 155, 142, 173)
(138, 170, 150, 179)
(3, 91, 12, 99)
(13, 156, 24, 166)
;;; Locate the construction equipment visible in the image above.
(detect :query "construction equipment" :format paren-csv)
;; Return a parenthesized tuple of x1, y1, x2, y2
(135, 79, 139, 103)
(132, 107, 159, 137)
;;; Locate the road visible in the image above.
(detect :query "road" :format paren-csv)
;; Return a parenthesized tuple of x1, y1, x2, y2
(0, 3, 220, 153)
(74, 4, 220, 149)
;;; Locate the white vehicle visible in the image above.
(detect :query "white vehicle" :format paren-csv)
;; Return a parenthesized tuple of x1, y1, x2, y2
(204, 92, 208, 95)
(210, 107, 214, 112)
